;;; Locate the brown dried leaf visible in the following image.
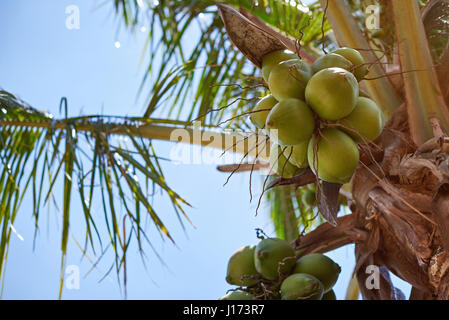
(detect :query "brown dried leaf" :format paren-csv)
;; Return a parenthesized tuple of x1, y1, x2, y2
(393, 156, 443, 186)
(318, 181, 342, 226)
(432, 184, 449, 253)
(379, 179, 433, 213)
(372, 189, 434, 260)
(353, 226, 380, 275)
(217, 4, 314, 68)
(380, 129, 411, 174)
(416, 136, 445, 154)
(217, 4, 286, 68)
(237, 8, 316, 64)
(438, 158, 449, 178)
(378, 266, 406, 300)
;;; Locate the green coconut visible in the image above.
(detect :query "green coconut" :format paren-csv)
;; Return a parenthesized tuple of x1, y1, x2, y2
(307, 128, 360, 184)
(311, 53, 353, 74)
(265, 98, 315, 146)
(287, 141, 309, 168)
(219, 291, 256, 300)
(305, 67, 359, 121)
(261, 50, 300, 81)
(226, 245, 260, 286)
(322, 289, 337, 300)
(269, 144, 303, 178)
(254, 238, 296, 280)
(250, 95, 278, 129)
(280, 273, 324, 300)
(332, 47, 368, 81)
(293, 253, 341, 293)
(339, 97, 384, 143)
(268, 59, 312, 101)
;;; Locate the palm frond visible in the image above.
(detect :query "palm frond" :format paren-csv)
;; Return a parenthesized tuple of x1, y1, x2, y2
(0, 90, 191, 297)
(266, 182, 320, 241)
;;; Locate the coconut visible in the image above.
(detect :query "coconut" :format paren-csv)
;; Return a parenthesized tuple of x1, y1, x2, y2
(287, 141, 309, 168)
(219, 291, 256, 300)
(254, 238, 296, 280)
(280, 273, 324, 300)
(305, 67, 359, 121)
(293, 253, 341, 292)
(269, 144, 303, 178)
(261, 50, 300, 81)
(332, 47, 368, 81)
(339, 97, 384, 143)
(268, 59, 312, 101)
(250, 95, 278, 129)
(265, 98, 315, 146)
(307, 128, 360, 184)
(226, 245, 260, 286)
(311, 53, 353, 74)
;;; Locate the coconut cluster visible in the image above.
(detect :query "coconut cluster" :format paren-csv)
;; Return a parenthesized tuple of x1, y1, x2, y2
(220, 238, 341, 300)
(250, 48, 384, 184)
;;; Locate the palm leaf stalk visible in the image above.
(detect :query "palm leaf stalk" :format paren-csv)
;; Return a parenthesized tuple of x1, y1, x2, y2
(391, 0, 449, 144)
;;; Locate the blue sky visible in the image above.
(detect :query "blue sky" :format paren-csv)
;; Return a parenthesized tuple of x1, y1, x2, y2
(0, 0, 410, 299)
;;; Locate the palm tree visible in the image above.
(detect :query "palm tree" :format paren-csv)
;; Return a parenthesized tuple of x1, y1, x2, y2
(1, 0, 448, 299)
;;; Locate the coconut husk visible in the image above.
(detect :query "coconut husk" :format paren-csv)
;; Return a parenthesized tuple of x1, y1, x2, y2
(217, 4, 315, 67)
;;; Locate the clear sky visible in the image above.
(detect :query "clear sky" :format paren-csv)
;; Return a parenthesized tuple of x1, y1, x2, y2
(0, 0, 411, 299)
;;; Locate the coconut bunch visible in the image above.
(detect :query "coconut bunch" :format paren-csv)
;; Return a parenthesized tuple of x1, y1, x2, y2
(250, 48, 384, 185)
(220, 238, 341, 300)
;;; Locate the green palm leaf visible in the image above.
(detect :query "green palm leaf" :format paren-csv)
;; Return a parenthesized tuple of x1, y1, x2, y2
(0, 90, 191, 297)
